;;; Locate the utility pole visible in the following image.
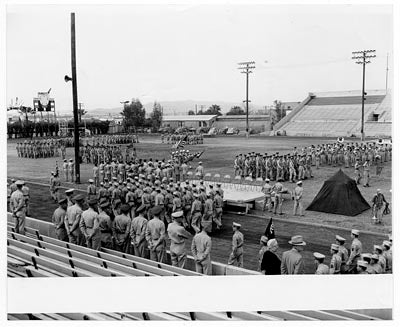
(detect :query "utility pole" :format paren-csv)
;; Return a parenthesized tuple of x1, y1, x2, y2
(71, 12, 80, 183)
(238, 61, 255, 138)
(351, 50, 376, 142)
(385, 53, 389, 94)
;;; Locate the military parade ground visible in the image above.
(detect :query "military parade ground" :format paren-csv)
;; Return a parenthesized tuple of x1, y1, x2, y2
(7, 134, 392, 274)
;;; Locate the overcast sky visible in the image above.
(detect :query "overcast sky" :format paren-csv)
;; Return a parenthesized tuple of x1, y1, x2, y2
(6, 4, 393, 112)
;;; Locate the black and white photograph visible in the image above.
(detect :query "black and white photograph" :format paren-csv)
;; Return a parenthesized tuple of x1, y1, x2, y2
(2, 0, 397, 324)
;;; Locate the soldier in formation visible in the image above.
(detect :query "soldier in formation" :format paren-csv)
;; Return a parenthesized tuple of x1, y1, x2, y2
(162, 132, 203, 145)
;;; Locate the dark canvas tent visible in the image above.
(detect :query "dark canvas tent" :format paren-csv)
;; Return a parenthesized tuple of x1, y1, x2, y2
(306, 169, 370, 216)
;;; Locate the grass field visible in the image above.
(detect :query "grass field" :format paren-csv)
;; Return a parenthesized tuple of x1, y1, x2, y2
(8, 134, 392, 234)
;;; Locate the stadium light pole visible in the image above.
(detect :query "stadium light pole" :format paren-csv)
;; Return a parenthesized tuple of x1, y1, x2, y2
(238, 61, 255, 138)
(65, 12, 80, 183)
(352, 49, 376, 142)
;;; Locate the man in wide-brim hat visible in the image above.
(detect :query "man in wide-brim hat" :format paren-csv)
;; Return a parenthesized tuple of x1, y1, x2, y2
(281, 235, 306, 274)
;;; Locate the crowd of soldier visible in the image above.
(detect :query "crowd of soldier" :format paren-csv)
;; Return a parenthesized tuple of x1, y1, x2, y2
(233, 141, 391, 183)
(257, 230, 392, 275)
(161, 133, 204, 145)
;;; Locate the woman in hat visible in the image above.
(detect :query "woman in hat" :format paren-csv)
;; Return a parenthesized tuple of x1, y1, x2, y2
(261, 238, 281, 275)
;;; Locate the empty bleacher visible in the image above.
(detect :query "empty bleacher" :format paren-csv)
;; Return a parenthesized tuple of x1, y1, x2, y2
(278, 91, 390, 137)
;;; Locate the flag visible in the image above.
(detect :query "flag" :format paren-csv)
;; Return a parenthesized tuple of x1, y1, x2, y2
(172, 139, 185, 150)
(264, 218, 275, 240)
(195, 150, 204, 158)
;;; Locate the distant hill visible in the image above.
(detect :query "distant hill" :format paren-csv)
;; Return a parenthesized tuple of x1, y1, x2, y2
(84, 100, 266, 117)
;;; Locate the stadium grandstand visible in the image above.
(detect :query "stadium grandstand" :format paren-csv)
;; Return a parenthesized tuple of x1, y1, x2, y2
(272, 90, 391, 138)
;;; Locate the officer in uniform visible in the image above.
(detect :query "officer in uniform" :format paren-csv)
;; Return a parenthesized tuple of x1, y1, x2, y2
(191, 220, 212, 275)
(363, 158, 371, 187)
(10, 180, 26, 235)
(195, 162, 204, 180)
(167, 211, 192, 268)
(273, 181, 284, 215)
(191, 193, 203, 234)
(112, 204, 131, 253)
(213, 189, 223, 230)
(65, 194, 85, 245)
(281, 235, 306, 274)
(80, 199, 101, 250)
(329, 244, 342, 274)
(68, 159, 75, 183)
(382, 240, 392, 273)
(314, 252, 329, 274)
(98, 200, 113, 249)
(65, 189, 75, 207)
(129, 205, 148, 258)
(335, 235, 349, 273)
(87, 179, 97, 201)
(21, 181, 30, 216)
(52, 198, 68, 241)
(346, 229, 362, 274)
(261, 178, 272, 212)
(293, 181, 304, 216)
(63, 159, 69, 182)
(356, 260, 369, 274)
(228, 222, 244, 267)
(145, 205, 166, 262)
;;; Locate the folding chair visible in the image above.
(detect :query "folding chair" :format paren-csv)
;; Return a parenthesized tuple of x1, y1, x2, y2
(223, 174, 231, 189)
(244, 176, 253, 191)
(213, 173, 221, 187)
(233, 175, 242, 190)
(204, 173, 212, 187)
(187, 171, 194, 181)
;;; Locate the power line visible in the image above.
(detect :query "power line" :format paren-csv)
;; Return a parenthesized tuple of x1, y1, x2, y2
(351, 49, 376, 142)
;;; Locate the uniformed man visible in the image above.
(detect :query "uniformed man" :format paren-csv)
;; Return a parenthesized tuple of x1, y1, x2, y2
(202, 194, 214, 225)
(129, 205, 148, 258)
(293, 180, 304, 216)
(195, 162, 204, 180)
(363, 159, 370, 187)
(356, 260, 369, 274)
(346, 229, 362, 274)
(371, 189, 388, 224)
(213, 189, 223, 230)
(52, 198, 68, 241)
(329, 244, 342, 274)
(65, 194, 85, 245)
(21, 181, 30, 216)
(370, 254, 383, 274)
(314, 252, 329, 274)
(98, 200, 113, 249)
(281, 235, 306, 274)
(228, 222, 244, 267)
(335, 235, 349, 273)
(112, 204, 131, 253)
(63, 159, 69, 182)
(373, 245, 386, 272)
(191, 220, 212, 275)
(258, 235, 269, 272)
(145, 205, 166, 262)
(10, 180, 26, 235)
(65, 189, 75, 207)
(191, 193, 203, 233)
(261, 178, 272, 212)
(87, 179, 97, 201)
(272, 181, 284, 215)
(168, 211, 192, 268)
(80, 199, 101, 250)
(382, 240, 392, 273)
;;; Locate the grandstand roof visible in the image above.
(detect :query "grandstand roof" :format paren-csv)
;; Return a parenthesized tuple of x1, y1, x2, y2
(163, 115, 217, 122)
(310, 89, 386, 98)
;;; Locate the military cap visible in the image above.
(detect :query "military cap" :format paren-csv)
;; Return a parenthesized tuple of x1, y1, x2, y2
(120, 204, 131, 213)
(335, 235, 346, 242)
(199, 161, 202, 164)
(374, 245, 383, 252)
(209, 184, 214, 188)
(136, 204, 146, 214)
(233, 222, 241, 228)
(15, 180, 24, 186)
(296, 181, 303, 185)
(88, 198, 97, 206)
(104, 178, 109, 181)
(260, 235, 268, 244)
(152, 205, 163, 216)
(88, 179, 94, 183)
(265, 178, 270, 182)
(371, 254, 379, 260)
(362, 253, 372, 260)
(73, 194, 85, 202)
(112, 177, 118, 181)
(193, 193, 200, 198)
(63, 159, 67, 162)
(201, 220, 212, 232)
(331, 244, 339, 251)
(383, 240, 391, 248)
(11, 178, 16, 182)
(351, 229, 360, 236)
(313, 252, 325, 260)
(69, 159, 73, 162)
(58, 198, 68, 205)
(171, 211, 184, 219)
(99, 201, 110, 208)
